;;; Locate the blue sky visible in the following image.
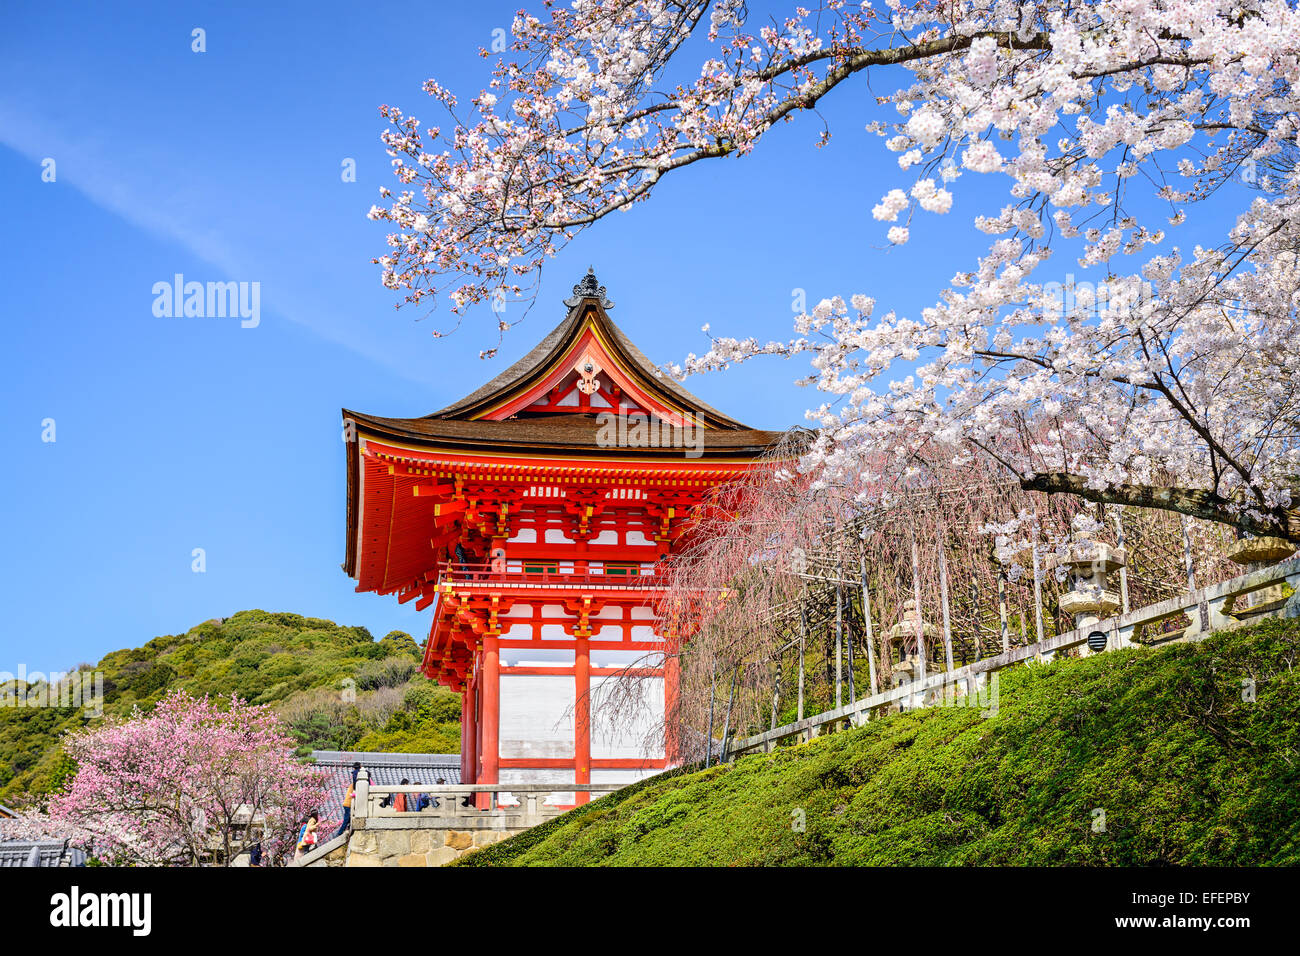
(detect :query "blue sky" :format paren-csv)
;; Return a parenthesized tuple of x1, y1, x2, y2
(0, 1, 1243, 669)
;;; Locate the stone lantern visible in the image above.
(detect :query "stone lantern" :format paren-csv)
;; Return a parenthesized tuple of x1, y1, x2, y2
(1056, 534, 1126, 655)
(887, 600, 937, 688)
(1225, 535, 1296, 619)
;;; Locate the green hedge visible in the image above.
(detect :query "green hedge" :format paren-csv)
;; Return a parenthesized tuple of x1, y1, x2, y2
(459, 617, 1300, 866)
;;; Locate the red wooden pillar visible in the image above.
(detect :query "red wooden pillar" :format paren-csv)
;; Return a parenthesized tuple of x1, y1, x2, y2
(460, 680, 477, 784)
(474, 682, 483, 796)
(478, 637, 500, 809)
(459, 685, 468, 782)
(574, 636, 591, 805)
(664, 635, 681, 766)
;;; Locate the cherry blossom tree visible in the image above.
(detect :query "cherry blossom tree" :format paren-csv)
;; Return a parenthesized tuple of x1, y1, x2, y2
(648, 437, 1237, 744)
(27, 690, 329, 866)
(372, 0, 1300, 537)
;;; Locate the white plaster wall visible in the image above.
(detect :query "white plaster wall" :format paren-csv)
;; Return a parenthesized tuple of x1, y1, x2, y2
(590, 648, 663, 669)
(499, 675, 574, 760)
(500, 648, 575, 667)
(590, 675, 665, 760)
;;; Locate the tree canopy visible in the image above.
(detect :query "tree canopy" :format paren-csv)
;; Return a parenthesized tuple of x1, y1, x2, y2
(371, 0, 1300, 538)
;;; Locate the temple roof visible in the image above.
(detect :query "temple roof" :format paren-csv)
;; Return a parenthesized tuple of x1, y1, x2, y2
(341, 273, 791, 584)
(343, 411, 782, 457)
(428, 270, 748, 429)
(347, 269, 775, 442)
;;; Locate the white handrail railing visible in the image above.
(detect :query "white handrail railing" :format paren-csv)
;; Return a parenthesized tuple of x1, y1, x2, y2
(352, 780, 624, 827)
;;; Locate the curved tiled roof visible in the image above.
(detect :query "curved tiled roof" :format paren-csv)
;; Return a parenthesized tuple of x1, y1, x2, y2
(429, 290, 747, 429)
(340, 276, 794, 581)
(0, 840, 86, 867)
(343, 274, 790, 458)
(344, 410, 786, 457)
(310, 751, 461, 823)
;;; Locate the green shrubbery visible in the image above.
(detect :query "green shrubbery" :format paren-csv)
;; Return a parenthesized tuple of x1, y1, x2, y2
(0, 610, 460, 803)
(354, 656, 417, 690)
(353, 681, 462, 753)
(461, 617, 1300, 867)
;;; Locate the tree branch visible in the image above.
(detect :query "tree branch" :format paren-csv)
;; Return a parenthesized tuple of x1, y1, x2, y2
(1020, 472, 1300, 542)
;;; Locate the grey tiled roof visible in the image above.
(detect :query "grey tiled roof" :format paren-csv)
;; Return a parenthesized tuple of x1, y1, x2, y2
(0, 840, 86, 867)
(309, 751, 461, 823)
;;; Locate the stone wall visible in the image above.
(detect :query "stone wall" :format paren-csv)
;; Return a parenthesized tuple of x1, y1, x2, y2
(299, 826, 518, 867)
(294, 779, 625, 868)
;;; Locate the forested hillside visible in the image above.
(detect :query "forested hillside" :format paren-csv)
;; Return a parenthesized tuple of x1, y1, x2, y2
(0, 610, 459, 804)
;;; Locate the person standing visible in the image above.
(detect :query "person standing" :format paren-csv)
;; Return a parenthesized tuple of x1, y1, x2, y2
(334, 762, 362, 838)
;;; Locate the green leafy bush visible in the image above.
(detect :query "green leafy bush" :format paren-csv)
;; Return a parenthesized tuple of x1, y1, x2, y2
(354, 656, 416, 691)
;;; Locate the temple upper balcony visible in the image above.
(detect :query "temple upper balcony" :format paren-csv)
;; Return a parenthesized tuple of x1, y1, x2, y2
(436, 560, 663, 596)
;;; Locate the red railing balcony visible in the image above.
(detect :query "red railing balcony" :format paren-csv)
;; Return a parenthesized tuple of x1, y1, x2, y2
(436, 562, 665, 592)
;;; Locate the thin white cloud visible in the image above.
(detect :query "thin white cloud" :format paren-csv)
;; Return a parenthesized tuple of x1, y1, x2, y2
(0, 99, 435, 385)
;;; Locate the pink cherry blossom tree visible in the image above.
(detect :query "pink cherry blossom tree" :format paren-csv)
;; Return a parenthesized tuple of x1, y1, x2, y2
(372, 0, 1300, 537)
(20, 690, 330, 866)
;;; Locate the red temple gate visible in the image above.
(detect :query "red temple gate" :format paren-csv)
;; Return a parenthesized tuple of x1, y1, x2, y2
(342, 271, 781, 801)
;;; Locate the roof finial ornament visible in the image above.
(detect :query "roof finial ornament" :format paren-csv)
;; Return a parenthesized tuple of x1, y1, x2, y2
(564, 267, 614, 309)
